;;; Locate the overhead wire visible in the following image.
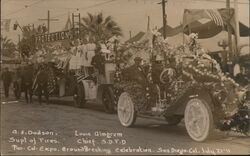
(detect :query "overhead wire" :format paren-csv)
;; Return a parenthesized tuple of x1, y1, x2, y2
(193, 0, 249, 5)
(5, 0, 248, 31)
(51, 0, 117, 19)
(31, 0, 117, 26)
(4, 0, 44, 16)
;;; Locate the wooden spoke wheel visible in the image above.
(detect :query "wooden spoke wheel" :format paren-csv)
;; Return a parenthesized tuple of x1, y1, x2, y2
(184, 98, 213, 142)
(117, 92, 137, 127)
(74, 83, 85, 108)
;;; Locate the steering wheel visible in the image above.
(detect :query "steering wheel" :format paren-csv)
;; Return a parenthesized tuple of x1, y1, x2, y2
(160, 68, 176, 84)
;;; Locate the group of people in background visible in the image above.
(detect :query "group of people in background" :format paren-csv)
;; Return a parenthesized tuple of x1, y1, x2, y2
(1, 63, 50, 105)
(1, 38, 113, 104)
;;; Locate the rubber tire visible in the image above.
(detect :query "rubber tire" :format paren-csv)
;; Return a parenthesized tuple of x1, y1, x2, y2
(165, 115, 183, 126)
(117, 92, 137, 127)
(102, 87, 115, 114)
(74, 83, 86, 108)
(184, 98, 214, 142)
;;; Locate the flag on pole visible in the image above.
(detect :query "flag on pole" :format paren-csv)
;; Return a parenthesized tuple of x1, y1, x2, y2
(205, 9, 224, 26)
(47, 66, 57, 94)
(183, 9, 225, 27)
(1, 19, 11, 32)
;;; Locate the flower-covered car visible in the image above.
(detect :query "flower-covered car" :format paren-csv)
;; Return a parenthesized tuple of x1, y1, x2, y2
(114, 34, 249, 142)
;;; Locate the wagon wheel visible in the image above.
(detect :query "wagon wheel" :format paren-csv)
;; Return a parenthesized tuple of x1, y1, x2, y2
(185, 98, 214, 142)
(102, 87, 115, 114)
(117, 92, 137, 127)
(73, 83, 86, 108)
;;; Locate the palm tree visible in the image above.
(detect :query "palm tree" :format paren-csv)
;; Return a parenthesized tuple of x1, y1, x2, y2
(19, 25, 39, 58)
(80, 12, 122, 42)
(1, 35, 16, 57)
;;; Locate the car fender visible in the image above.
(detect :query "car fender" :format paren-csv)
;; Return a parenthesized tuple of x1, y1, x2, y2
(165, 87, 214, 116)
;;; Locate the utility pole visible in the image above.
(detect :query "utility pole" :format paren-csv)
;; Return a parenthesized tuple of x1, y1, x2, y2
(147, 16, 150, 31)
(158, 0, 167, 39)
(129, 31, 132, 39)
(226, 0, 235, 76)
(226, 0, 233, 62)
(38, 10, 59, 33)
(234, 0, 240, 57)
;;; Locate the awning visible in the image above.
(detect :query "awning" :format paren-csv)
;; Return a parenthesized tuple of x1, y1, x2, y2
(239, 22, 250, 37)
(239, 54, 250, 66)
(125, 31, 145, 43)
(158, 25, 183, 37)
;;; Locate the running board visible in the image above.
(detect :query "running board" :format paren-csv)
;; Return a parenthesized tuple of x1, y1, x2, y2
(137, 114, 166, 121)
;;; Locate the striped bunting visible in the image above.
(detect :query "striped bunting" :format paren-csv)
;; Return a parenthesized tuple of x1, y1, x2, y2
(76, 73, 86, 82)
(205, 9, 224, 26)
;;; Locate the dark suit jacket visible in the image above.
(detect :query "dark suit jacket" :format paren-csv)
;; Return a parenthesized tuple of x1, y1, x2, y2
(21, 67, 34, 84)
(123, 64, 148, 86)
(91, 54, 105, 75)
(36, 70, 49, 85)
(2, 71, 12, 85)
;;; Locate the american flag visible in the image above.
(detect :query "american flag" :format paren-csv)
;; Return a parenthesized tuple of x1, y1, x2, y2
(76, 72, 86, 83)
(32, 65, 57, 95)
(47, 66, 57, 94)
(205, 9, 224, 26)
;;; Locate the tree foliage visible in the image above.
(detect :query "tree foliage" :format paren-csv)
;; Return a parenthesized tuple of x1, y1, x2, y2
(19, 25, 38, 58)
(80, 12, 122, 42)
(1, 35, 16, 57)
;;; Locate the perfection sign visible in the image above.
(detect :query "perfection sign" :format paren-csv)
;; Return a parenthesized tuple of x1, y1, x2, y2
(35, 29, 80, 44)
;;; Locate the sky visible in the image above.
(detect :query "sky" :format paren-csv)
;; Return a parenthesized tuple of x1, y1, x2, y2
(1, 0, 249, 51)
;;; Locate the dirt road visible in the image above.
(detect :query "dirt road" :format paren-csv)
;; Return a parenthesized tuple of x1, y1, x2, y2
(1, 99, 249, 155)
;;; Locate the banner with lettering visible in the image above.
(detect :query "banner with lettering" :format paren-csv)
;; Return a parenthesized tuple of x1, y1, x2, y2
(35, 29, 80, 44)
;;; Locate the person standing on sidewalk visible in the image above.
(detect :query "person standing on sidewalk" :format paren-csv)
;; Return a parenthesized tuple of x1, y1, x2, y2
(21, 64, 34, 103)
(1, 67, 12, 99)
(13, 67, 22, 99)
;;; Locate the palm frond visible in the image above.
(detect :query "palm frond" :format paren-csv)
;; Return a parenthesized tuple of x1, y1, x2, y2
(80, 12, 122, 42)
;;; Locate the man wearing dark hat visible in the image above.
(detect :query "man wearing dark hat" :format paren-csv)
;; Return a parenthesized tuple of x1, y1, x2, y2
(123, 57, 148, 86)
(91, 45, 105, 75)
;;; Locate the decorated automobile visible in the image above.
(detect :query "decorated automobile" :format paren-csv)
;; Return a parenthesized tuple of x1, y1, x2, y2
(114, 33, 249, 142)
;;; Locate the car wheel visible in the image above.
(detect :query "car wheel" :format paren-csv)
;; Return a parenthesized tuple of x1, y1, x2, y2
(74, 83, 85, 108)
(184, 98, 213, 142)
(117, 92, 137, 127)
(165, 115, 183, 126)
(102, 87, 115, 114)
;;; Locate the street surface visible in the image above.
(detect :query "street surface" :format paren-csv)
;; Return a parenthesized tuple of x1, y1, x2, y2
(1, 94, 250, 155)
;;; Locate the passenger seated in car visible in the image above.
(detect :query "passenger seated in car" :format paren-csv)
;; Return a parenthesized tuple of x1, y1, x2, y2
(122, 57, 148, 86)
